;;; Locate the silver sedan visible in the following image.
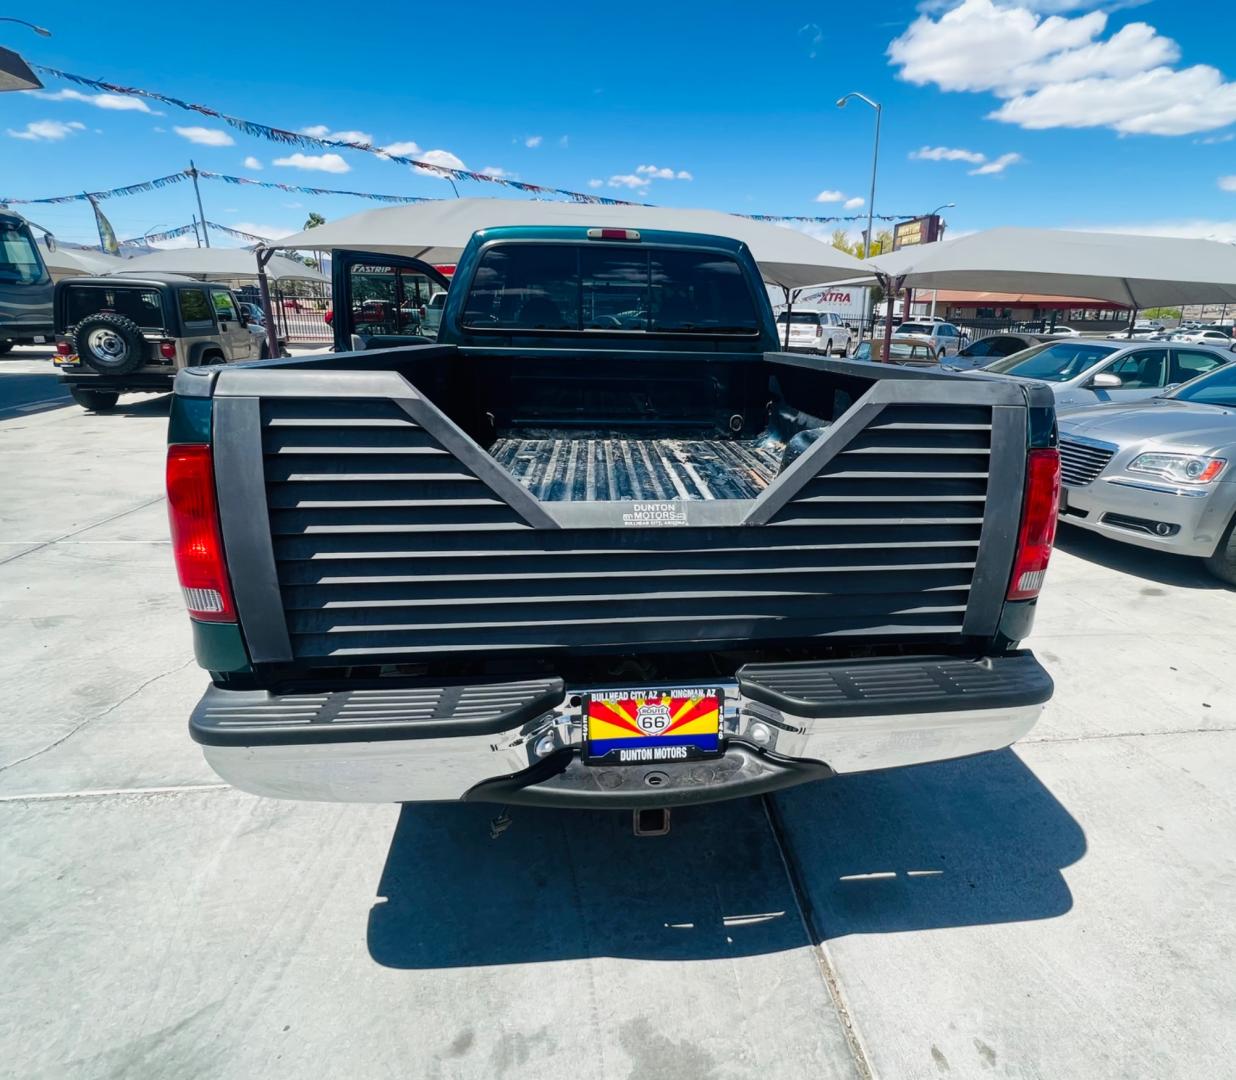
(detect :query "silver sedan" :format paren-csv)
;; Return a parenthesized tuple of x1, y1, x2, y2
(978, 339, 1234, 412)
(1056, 362, 1236, 583)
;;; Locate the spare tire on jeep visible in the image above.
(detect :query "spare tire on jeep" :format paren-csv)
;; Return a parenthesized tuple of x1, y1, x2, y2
(70, 313, 147, 375)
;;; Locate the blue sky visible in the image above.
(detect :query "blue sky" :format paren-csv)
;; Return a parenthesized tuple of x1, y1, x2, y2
(3, 0, 1235, 249)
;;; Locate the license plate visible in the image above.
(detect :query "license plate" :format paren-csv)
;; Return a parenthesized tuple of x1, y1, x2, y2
(583, 688, 723, 765)
(53, 354, 78, 367)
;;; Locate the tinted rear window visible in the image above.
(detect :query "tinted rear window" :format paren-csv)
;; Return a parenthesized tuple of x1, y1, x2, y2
(462, 243, 760, 335)
(65, 285, 165, 329)
(179, 288, 213, 324)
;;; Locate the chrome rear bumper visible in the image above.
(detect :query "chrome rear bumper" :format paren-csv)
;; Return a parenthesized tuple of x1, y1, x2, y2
(193, 654, 1051, 806)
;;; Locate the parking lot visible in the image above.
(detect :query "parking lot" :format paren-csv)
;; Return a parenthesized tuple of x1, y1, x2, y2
(2, 348, 1235, 1079)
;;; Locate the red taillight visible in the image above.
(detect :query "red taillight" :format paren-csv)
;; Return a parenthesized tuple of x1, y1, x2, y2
(56, 340, 72, 356)
(1007, 447, 1061, 601)
(166, 444, 236, 622)
(159, 340, 176, 359)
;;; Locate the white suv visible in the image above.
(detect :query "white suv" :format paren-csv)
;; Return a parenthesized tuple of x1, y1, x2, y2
(777, 310, 853, 356)
(895, 321, 969, 359)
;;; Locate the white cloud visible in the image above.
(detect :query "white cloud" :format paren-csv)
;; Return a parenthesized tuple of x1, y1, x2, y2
(415, 149, 466, 172)
(243, 155, 263, 171)
(379, 140, 422, 158)
(174, 125, 234, 147)
(524, 135, 543, 148)
(231, 222, 296, 240)
(910, 145, 987, 163)
(843, 196, 865, 210)
(814, 190, 845, 203)
(889, 0, 1236, 136)
(30, 88, 160, 114)
(481, 166, 510, 177)
(272, 152, 351, 173)
(7, 119, 86, 141)
(969, 151, 1024, 175)
(300, 125, 373, 145)
(1220, 176, 1236, 192)
(635, 164, 693, 181)
(150, 234, 201, 250)
(1198, 133, 1235, 144)
(608, 174, 649, 190)
(588, 178, 604, 188)
(1079, 219, 1236, 243)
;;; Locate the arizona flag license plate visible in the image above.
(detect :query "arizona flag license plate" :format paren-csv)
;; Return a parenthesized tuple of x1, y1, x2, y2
(584, 689, 723, 765)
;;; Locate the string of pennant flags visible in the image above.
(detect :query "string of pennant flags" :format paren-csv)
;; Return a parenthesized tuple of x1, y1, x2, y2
(4, 166, 916, 225)
(120, 220, 274, 246)
(19, 67, 920, 225)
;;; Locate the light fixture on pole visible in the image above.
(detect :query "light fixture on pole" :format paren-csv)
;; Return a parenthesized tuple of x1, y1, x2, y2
(837, 91, 882, 342)
(0, 16, 50, 35)
(0, 17, 51, 91)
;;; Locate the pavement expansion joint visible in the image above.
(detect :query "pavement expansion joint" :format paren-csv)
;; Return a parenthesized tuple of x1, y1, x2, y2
(761, 795, 876, 1080)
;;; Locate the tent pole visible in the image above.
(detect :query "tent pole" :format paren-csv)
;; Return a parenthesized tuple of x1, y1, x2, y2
(256, 249, 280, 359)
(782, 287, 793, 349)
(881, 275, 898, 361)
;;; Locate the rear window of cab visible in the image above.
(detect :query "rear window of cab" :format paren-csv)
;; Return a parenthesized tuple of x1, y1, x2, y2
(461, 243, 761, 335)
(64, 285, 166, 329)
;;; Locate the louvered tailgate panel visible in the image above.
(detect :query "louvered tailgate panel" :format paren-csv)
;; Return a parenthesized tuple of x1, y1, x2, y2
(261, 398, 994, 663)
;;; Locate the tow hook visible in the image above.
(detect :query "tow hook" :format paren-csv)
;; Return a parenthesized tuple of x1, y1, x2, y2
(633, 807, 671, 836)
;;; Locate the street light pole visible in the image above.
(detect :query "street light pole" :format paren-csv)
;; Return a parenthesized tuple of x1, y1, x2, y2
(927, 202, 955, 319)
(837, 92, 882, 342)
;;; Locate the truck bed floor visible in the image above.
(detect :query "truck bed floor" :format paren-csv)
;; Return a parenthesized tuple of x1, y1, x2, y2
(490, 436, 783, 502)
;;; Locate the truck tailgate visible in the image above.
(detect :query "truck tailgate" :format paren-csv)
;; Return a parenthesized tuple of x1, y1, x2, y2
(207, 365, 1029, 667)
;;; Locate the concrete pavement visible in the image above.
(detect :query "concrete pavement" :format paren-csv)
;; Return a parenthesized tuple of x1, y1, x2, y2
(1, 381, 1234, 1079)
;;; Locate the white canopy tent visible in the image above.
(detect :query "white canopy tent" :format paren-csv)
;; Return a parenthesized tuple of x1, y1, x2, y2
(264, 198, 871, 290)
(39, 242, 127, 279)
(109, 247, 327, 283)
(870, 227, 1236, 309)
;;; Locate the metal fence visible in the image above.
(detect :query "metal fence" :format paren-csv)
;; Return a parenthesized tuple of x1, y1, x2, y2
(235, 282, 333, 344)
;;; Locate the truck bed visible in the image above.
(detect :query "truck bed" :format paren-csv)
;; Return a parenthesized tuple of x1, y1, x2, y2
(490, 435, 783, 501)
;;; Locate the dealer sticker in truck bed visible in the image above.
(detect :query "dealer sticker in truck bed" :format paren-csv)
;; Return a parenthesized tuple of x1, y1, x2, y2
(583, 689, 722, 764)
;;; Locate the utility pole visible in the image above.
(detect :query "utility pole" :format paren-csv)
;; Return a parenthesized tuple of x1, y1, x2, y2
(189, 160, 211, 247)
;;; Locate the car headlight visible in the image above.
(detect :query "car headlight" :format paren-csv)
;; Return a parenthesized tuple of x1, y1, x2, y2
(1128, 452, 1226, 484)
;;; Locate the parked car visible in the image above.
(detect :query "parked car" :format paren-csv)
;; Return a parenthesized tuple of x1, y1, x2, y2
(776, 310, 852, 355)
(421, 290, 447, 336)
(1171, 327, 1233, 346)
(853, 336, 937, 366)
(52, 273, 265, 411)
(1057, 362, 1236, 584)
(947, 332, 1054, 370)
(238, 301, 265, 325)
(978, 339, 1233, 412)
(171, 224, 1056, 810)
(0, 209, 53, 352)
(1046, 325, 1080, 336)
(894, 320, 968, 359)
(1106, 325, 1164, 341)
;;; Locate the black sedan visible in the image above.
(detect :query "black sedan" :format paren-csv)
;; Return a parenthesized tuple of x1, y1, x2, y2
(945, 332, 1054, 370)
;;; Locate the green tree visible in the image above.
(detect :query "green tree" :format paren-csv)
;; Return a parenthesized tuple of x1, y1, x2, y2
(1142, 306, 1181, 321)
(303, 211, 326, 230)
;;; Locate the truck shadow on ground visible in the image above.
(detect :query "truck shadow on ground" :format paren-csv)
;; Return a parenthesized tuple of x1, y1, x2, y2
(1055, 522, 1229, 589)
(368, 749, 1084, 968)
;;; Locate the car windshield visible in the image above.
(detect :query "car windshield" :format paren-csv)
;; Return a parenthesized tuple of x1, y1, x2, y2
(776, 312, 821, 325)
(898, 323, 935, 334)
(983, 341, 1119, 380)
(0, 221, 47, 285)
(1165, 363, 1236, 407)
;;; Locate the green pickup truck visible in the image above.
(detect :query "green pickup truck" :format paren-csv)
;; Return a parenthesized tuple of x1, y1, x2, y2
(167, 223, 1058, 811)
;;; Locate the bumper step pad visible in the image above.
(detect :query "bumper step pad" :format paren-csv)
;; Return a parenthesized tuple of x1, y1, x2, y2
(191, 677, 565, 746)
(737, 652, 1052, 719)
